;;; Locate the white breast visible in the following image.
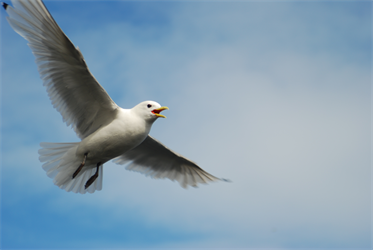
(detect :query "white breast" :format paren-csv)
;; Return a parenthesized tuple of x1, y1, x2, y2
(76, 108, 151, 164)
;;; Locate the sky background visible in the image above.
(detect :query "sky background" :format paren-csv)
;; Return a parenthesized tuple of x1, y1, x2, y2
(0, 0, 371, 249)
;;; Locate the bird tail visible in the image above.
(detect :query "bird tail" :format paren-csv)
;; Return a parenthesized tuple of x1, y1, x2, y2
(38, 142, 103, 194)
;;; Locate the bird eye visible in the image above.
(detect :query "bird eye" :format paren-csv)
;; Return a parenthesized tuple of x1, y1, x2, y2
(147, 104, 152, 108)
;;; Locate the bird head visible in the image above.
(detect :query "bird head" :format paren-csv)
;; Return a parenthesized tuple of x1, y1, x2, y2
(133, 101, 169, 121)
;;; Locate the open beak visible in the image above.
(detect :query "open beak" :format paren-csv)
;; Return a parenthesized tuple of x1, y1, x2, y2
(152, 106, 169, 118)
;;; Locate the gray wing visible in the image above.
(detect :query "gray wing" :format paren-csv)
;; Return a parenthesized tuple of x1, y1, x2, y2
(113, 136, 222, 188)
(4, 0, 119, 138)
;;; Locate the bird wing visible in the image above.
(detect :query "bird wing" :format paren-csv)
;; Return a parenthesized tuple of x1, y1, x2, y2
(4, 0, 119, 138)
(113, 136, 222, 188)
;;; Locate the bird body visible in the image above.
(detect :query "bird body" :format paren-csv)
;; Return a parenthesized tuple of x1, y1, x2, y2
(39, 101, 167, 193)
(76, 104, 155, 165)
(3, 0, 226, 194)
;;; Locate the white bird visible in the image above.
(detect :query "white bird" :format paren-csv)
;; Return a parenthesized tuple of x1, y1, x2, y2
(2, 0, 226, 194)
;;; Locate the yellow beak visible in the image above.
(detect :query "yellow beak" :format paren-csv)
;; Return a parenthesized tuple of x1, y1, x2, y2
(152, 106, 169, 118)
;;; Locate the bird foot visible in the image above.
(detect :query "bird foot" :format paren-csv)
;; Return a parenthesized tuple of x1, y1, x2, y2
(72, 153, 87, 179)
(84, 163, 100, 189)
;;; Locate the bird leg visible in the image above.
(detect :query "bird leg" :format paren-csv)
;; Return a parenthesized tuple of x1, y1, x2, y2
(84, 163, 101, 189)
(72, 153, 87, 179)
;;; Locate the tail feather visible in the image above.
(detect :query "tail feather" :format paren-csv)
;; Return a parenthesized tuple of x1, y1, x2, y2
(39, 142, 103, 194)
(39, 142, 77, 176)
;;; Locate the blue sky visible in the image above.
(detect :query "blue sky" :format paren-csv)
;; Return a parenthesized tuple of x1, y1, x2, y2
(0, 0, 371, 249)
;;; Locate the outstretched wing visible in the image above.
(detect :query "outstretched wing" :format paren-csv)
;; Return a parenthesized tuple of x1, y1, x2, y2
(4, 0, 119, 138)
(114, 136, 222, 188)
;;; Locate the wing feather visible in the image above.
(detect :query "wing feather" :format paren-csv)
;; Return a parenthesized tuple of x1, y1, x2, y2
(113, 136, 222, 188)
(5, 0, 119, 138)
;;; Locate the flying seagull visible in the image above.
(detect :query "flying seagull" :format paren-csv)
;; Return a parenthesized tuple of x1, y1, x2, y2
(2, 0, 227, 194)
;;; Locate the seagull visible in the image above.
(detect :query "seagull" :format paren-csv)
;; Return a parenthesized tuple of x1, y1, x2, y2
(2, 0, 227, 194)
